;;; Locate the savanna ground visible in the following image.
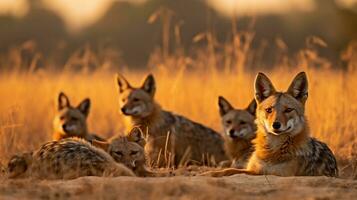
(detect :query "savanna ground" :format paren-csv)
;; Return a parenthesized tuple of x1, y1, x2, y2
(0, 38, 357, 199)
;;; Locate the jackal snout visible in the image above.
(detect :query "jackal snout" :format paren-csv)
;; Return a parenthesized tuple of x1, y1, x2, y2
(225, 122, 253, 139)
(262, 102, 304, 135)
(225, 120, 251, 139)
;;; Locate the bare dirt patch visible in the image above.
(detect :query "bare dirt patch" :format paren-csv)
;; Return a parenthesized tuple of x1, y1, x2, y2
(0, 175, 356, 200)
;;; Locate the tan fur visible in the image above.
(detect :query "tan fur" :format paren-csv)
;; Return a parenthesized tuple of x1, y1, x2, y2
(202, 72, 338, 177)
(8, 92, 105, 179)
(116, 74, 227, 167)
(218, 96, 256, 168)
(53, 92, 104, 142)
(92, 127, 156, 177)
(7, 138, 135, 179)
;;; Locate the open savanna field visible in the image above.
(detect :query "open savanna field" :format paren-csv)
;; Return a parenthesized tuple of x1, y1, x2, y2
(0, 65, 356, 199)
(1, 0, 357, 198)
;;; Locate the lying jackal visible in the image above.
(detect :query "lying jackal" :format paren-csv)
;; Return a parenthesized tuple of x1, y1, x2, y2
(7, 138, 135, 179)
(203, 72, 338, 177)
(116, 73, 227, 167)
(218, 96, 257, 168)
(53, 92, 104, 142)
(8, 128, 163, 178)
(92, 127, 155, 177)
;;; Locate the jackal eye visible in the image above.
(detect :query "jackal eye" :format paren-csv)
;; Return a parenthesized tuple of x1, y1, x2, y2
(285, 108, 294, 113)
(226, 120, 232, 125)
(60, 116, 65, 120)
(132, 98, 140, 102)
(265, 107, 273, 114)
(71, 117, 78, 121)
(113, 151, 123, 157)
(240, 121, 246, 125)
(130, 150, 139, 156)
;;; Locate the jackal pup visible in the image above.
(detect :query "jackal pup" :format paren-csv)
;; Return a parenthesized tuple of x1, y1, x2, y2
(202, 72, 338, 177)
(7, 138, 135, 179)
(218, 96, 257, 168)
(116, 74, 227, 167)
(53, 92, 104, 141)
(92, 127, 154, 177)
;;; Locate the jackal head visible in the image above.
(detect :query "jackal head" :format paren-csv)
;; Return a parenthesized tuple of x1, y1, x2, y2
(116, 74, 156, 118)
(92, 127, 146, 171)
(254, 72, 308, 136)
(7, 152, 33, 178)
(53, 92, 90, 138)
(218, 96, 257, 140)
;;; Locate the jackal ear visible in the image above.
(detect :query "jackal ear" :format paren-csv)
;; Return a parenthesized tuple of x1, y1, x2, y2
(254, 72, 276, 103)
(128, 127, 146, 147)
(287, 72, 308, 104)
(141, 74, 156, 97)
(116, 73, 131, 93)
(92, 140, 110, 152)
(77, 98, 90, 117)
(246, 99, 257, 116)
(218, 96, 233, 116)
(58, 92, 70, 110)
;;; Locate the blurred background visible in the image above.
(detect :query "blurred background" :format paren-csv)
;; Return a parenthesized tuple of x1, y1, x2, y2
(0, 0, 356, 71)
(0, 1, 356, 177)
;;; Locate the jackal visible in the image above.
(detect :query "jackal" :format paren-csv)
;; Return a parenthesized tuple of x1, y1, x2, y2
(218, 96, 257, 168)
(53, 92, 104, 142)
(7, 92, 106, 178)
(7, 138, 135, 179)
(116, 73, 227, 167)
(202, 72, 338, 177)
(92, 127, 154, 177)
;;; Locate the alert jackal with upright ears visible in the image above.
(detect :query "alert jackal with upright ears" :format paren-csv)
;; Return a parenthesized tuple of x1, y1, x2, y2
(202, 72, 338, 177)
(7, 92, 106, 178)
(53, 92, 104, 142)
(116, 73, 227, 167)
(218, 96, 257, 168)
(7, 138, 135, 179)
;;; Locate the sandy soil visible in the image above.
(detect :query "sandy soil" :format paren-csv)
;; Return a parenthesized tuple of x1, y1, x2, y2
(0, 175, 356, 200)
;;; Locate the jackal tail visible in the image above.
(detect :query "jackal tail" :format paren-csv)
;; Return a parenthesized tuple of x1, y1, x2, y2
(200, 168, 258, 177)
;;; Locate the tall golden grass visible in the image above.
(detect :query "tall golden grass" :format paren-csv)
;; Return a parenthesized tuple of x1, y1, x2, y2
(1, 16, 357, 177)
(0, 66, 356, 176)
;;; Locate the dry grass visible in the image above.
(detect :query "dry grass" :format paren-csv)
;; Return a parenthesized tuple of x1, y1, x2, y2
(0, 66, 356, 178)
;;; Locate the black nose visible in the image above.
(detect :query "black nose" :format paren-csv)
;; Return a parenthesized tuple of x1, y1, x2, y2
(62, 124, 67, 131)
(121, 107, 126, 114)
(272, 122, 281, 130)
(229, 129, 235, 137)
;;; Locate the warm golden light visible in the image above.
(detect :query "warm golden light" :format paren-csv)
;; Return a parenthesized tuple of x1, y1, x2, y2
(207, 0, 315, 16)
(0, 0, 356, 31)
(0, 0, 28, 17)
(42, 0, 113, 32)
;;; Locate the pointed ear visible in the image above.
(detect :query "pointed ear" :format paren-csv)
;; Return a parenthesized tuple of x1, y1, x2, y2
(92, 140, 110, 152)
(246, 99, 257, 116)
(254, 72, 276, 103)
(77, 98, 90, 117)
(116, 73, 131, 93)
(58, 92, 70, 110)
(287, 72, 308, 104)
(218, 96, 233, 116)
(128, 127, 146, 147)
(141, 74, 156, 97)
